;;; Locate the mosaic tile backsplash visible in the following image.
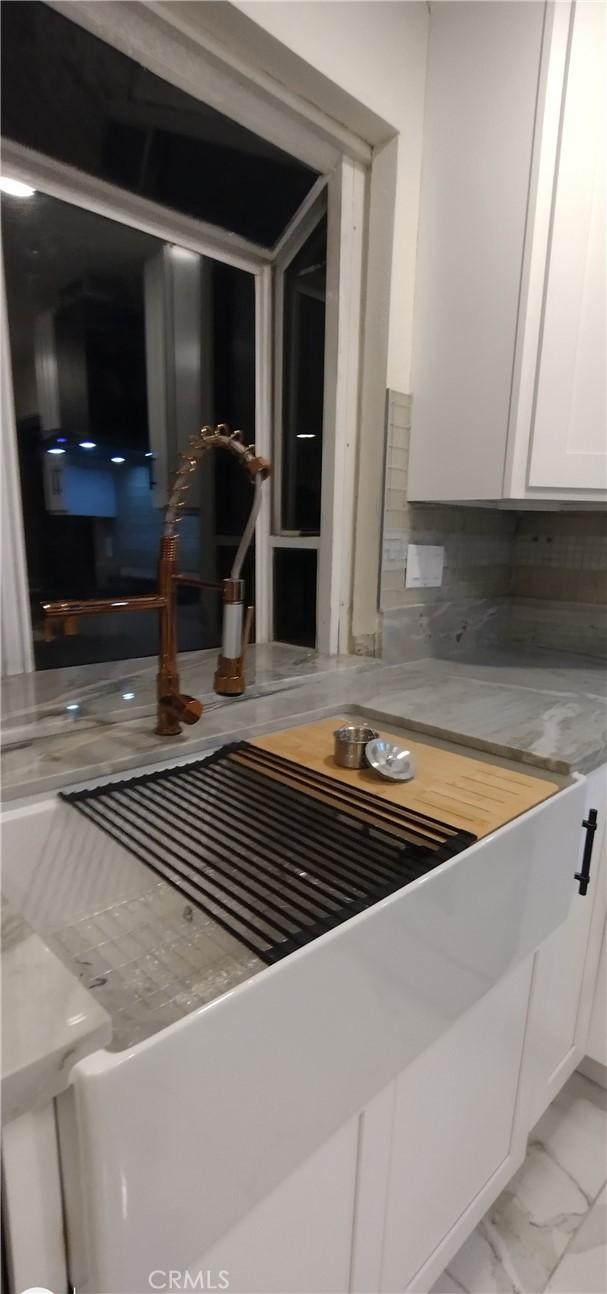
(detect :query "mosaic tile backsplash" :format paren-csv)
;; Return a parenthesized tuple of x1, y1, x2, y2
(380, 392, 607, 662)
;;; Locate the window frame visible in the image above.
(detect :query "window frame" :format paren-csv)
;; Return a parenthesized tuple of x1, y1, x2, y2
(1, 0, 371, 670)
(272, 185, 328, 538)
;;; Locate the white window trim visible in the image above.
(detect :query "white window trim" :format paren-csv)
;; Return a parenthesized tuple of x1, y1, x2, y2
(48, 0, 371, 172)
(270, 537, 320, 550)
(1, 255, 34, 675)
(254, 265, 273, 646)
(272, 175, 330, 261)
(1, 140, 269, 275)
(317, 158, 366, 656)
(272, 186, 329, 536)
(1, 0, 383, 671)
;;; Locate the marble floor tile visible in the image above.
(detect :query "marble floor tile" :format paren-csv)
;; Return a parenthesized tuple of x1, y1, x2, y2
(430, 1073, 607, 1294)
(545, 1187, 606, 1294)
(484, 1142, 588, 1293)
(440, 1220, 524, 1293)
(532, 1072, 607, 1203)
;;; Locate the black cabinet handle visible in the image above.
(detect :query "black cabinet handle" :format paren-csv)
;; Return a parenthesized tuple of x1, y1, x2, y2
(575, 809, 598, 896)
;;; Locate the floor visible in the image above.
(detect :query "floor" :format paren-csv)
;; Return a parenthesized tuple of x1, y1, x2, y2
(431, 1071, 607, 1294)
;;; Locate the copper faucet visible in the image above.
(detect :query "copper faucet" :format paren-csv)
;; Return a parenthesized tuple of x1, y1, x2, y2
(42, 425, 271, 736)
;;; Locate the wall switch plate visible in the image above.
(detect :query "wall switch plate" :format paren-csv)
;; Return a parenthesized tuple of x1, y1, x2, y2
(405, 544, 445, 588)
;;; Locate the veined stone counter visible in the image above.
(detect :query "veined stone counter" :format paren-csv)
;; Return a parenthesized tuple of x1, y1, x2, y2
(1, 643, 605, 802)
(1, 894, 111, 1122)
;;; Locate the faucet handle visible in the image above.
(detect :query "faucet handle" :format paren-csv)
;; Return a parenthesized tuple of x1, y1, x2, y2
(158, 692, 203, 730)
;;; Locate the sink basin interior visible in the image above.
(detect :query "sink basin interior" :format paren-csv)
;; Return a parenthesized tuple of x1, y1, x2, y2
(2, 796, 264, 1051)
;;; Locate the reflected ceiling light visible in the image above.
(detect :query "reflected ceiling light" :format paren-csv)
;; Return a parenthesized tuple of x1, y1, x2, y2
(47, 447, 66, 455)
(0, 177, 35, 198)
(79, 441, 96, 450)
(297, 433, 316, 439)
(145, 451, 154, 458)
(170, 245, 197, 263)
(122, 691, 136, 701)
(111, 455, 125, 464)
(65, 703, 80, 712)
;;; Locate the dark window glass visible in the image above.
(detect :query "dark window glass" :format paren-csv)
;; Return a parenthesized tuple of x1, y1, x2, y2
(273, 549, 317, 648)
(2, 189, 256, 668)
(1, 1, 318, 247)
(281, 216, 326, 533)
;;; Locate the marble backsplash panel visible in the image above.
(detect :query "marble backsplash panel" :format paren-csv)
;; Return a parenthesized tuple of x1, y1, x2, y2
(511, 512, 607, 605)
(508, 599, 607, 659)
(381, 391, 607, 661)
(382, 599, 509, 664)
(508, 513, 607, 659)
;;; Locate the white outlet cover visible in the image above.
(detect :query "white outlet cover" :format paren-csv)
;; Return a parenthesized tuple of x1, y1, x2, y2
(405, 544, 445, 588)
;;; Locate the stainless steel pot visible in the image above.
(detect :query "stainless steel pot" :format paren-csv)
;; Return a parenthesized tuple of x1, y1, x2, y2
(333, 724, 380, 769)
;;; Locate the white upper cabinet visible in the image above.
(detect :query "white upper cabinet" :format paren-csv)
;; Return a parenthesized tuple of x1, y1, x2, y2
(525, 0, 606, 493)
(409, 1, 606, 504)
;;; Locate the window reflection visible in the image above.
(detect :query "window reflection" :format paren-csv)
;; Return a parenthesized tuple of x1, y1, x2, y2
(281, 216, 326, 534)
(273, 549, 317, 648)
(1, 0, 317, 247)
(2, 190, 255, 668)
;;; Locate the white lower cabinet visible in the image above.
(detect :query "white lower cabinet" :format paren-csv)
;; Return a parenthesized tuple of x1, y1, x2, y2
(586, 928, 607, 1069)
(518, 765, 607, 1128)
(371, 959, 533, 1293)
(191, 962, 536, 1294)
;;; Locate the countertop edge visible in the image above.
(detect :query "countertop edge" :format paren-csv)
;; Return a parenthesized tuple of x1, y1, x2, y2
(1, 895, 112, 1124)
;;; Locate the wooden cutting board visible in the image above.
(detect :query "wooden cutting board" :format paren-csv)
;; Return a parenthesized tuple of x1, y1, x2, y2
(251, 717, 560, 839)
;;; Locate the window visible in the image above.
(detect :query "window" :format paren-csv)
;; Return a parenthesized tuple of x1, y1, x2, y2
(0, 1, 368, 674)
(1, 1, 317, 247)
(281, 215, 327, 534)
(273, 549, 318, 648)
(2, 189, 256, 667)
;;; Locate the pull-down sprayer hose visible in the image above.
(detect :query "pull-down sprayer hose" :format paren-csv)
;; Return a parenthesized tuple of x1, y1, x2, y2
(231, 473, 263, 581)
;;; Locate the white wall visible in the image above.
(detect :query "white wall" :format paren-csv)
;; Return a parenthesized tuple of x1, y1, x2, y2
(231, 1, 429, 391)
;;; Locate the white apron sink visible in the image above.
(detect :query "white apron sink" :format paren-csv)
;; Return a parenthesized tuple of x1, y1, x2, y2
(1, 743, 585, 1293)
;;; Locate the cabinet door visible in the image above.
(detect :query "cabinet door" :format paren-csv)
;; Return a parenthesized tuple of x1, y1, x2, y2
(586, 924, 606, 1067)
(379, 960, 533, 1293)
(407, 0, 546, 501)
(521, 766, 607, 1130)
(528, 0, 606, 492)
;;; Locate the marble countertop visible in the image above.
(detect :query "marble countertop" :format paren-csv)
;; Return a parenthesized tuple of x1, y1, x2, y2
(1, 643, 384, 801)
(1, 643, 605, 804)
(361, 650, 607, 776)
(1, 894, 111, 1123)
